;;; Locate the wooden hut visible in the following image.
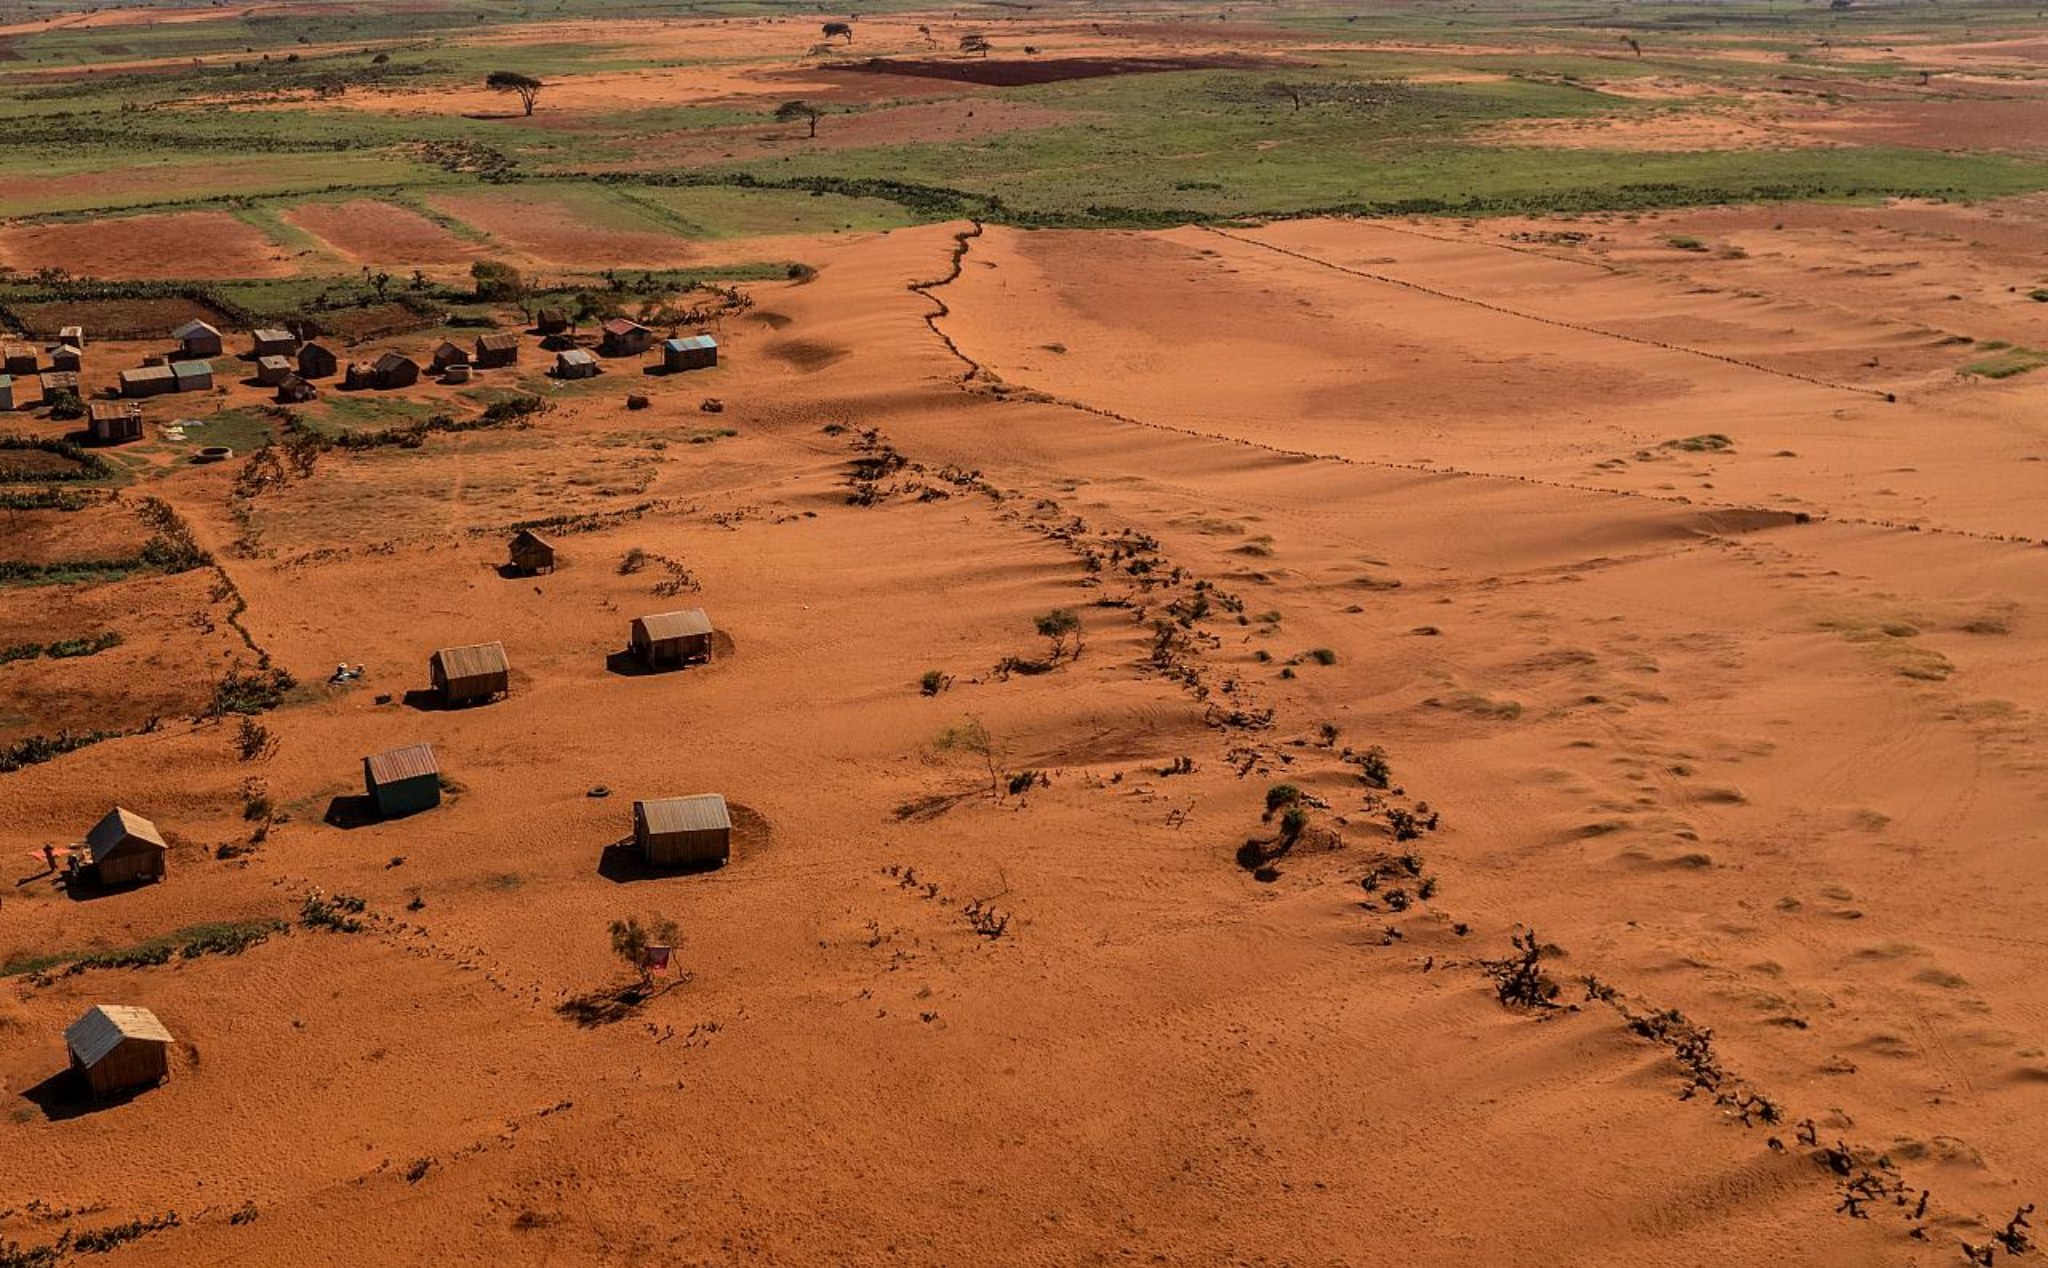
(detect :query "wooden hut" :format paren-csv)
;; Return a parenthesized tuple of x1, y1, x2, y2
(600, 319, 654, 358)
(630, 608, 713, 670)
(633, 794, 731, 868)
(66, 1005, 173, 1101)
(554, 349, 599, 380)
(431, 340, 471, 373)
(275, 374, 318, 405)
(363, 743, 441, 818)
(39, 370, 80, 398)
(429, 641, 510, 705)
(374, 352, 420, 389)
(171, 361, 213, 392)
(508, 528, 556, 575)
(49, 344, 83, 373)
(250, 328, 297, 358)
(120, 365, 178, 399)
(474, 332, 520, 369)
(534, 308, 570, 335)
(3, 343, 37, 376)
(0, 376, 14, 412)
(298, 341, 339, 380)
(88, 401, 143, 444)
(662, 335, 718, 373)
(86, 806, 167, 886)
(173, 320, 223, 358)
(255, 355, 294, 387)
(59, 325, 85, 349)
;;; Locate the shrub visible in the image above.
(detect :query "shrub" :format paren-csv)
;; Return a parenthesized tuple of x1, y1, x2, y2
(618, 547, 648, 575)
(301, 892, 366, 933)
(1280, 806, 1309, 839)
(1306, 647, 1337, 666)
(45, 390, 84, 422)
(207, 666, 295, 717)
(919, 669, 950, 696)
(1264, 784, 1302, 816)
(609, 913, 679, 985)
(234, 716, 278, 762)
(472, 260, 526, 301)
(1034, 607, 1082, 660)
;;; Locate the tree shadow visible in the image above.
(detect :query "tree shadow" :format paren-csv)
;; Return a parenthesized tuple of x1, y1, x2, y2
(461, 110, 527, 121)
(323, 795, 382, 830)
(556, 983, 652, 1027)
(20, 1069, 152, 1121)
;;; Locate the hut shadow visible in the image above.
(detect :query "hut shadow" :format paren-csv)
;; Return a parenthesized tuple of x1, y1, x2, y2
(598, 838, 724, 883)
(20, 1070, 143, 1121)
(603, 650, 662, 678)
(323, 795, 382, 830)
(58, 870, 143, 904)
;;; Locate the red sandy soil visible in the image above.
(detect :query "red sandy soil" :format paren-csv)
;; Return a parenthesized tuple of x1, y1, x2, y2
(2, 216, 2047, 1265)
(0, 211, 294, 280)
(280, 200, 485, 271)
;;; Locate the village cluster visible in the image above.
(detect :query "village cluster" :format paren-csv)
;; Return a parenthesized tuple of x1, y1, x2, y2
(0, 311, 719, 448)
(27, 316, 728, 1104)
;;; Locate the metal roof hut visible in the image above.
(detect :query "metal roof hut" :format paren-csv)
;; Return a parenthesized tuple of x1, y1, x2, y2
(88, 401, 143, 444)
(255, 355, 294, 387)
(298, 341, 339, 380)
(66, 1005, 173, 1101)
(474, 332, 520, 369)
(39, 369, 80, 398)
(431, 340, 471, 373)
(429, 640, 509, 705)
(251, 328, 297, 358)
(662, 335, 718, 373)
(363, 742, 441, 818)
(508, 528, 556, 575)
(534, 307, 570, 335)
(119, 365, 177, 399)
(374, 352, 420, 390)
(275, 374, 318, 405)
(86, 806, 167, 886)
(3, 343, 37, 376)
(599, 319, 653, 358)
(171, 360, 213, 392)
(631, 608, 713, 670)
(634, 794, 731, 869)
(49, 344, 83, 373)
(0, 377, 15, 412)
(59, 324, 84, 348)
(554, 348, 599, 380)
(174, 320, 223, 358)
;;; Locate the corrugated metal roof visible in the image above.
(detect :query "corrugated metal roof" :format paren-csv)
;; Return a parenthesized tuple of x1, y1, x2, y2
(558, 349, 596, 366)
(602, 318, 646, 336)
(511, 528, 554, 548)
(375, 352, 416, 373)
(664, 335, 717, 351)
(88, 402, 137, 422)
(170, 360, 211, 376)
(635, 608, 713, 642)
(433, 641, 509, 682)
(122, 366, 176, 383)
(0, 376, 11, 388)
(85, 806, 165, 863)
(257, 355, 291, 370)
(477, 333, 520, 351)
(173, 320, 219, 339)
(252, 328, 293, 342)
(637, 794, 729, 836)
(66, 1005, 173, 1068)
(365, 742, 438, 786)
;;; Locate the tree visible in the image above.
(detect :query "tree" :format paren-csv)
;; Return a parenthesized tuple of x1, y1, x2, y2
(959, 32, 992, 57)
(485, 69, 544, 116)
(775, 99, 824, 138)
(822, 20, 853, 42)
(1621, 35, 1642, 57)
(1034, 608, 1082, 661)
(1263, 80, 1304, 111)
(609, 914, 680, 987)
(471, 259, 525, 301)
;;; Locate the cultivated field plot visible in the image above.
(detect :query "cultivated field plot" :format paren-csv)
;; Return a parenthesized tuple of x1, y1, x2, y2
(427, 186, 696, 268)
(279, 198, 486, 270)
(0, 212, 292, 281)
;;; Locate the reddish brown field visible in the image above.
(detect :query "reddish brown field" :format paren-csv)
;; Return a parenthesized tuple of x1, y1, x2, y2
(281, 199, 485, 271)
(0, 211, 291, 280)
(426, 190, 693, 268)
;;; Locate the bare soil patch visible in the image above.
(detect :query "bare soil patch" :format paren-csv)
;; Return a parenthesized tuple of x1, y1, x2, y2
(283, 200, 482, 270)
(428, 190, 691, 268)
(0, 212, 291, 281)
(5, 296, 234, 341)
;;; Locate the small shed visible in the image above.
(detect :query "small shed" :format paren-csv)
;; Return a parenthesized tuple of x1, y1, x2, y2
(86, 806, 168, 886)
(662, 335, 718, 373)
(431, 340, 471, 372)
(474, 332, 520, 369)
(120, 365, 178, 399)
(3, 343, 37, 376)
(0, 376, 13, 412)
(534, 308, 570, 335)
(173, 320, 223, 358)
(364, 742, 441, 818)
(508, 528, 556, 575)
(429, 640, 510, 705)
(374, 352, 420, 390)
(275, 374, 318, 405)
(600, 319, 654, 358)
(59, 324, 85, 349)
(251, 328, 298, 358)
(171, 360, 213, 392)
(298, 342, 339, 380)
(49, 344, 83, 373)
(555, 349, 599, 380)
(88, 401, 143, 444)
(40, 370, 80, 397)
(255, 355, 294, 387)
(66, 1005, 173, 1101)
(631, 608, 714, 670)
(634, 794, 731, 868)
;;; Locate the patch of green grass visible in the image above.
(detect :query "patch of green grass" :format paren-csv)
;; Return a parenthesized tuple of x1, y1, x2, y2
(1, 917, 287, 977)
(618, 184, 920, 239)
(1960, 345, 2048, 379)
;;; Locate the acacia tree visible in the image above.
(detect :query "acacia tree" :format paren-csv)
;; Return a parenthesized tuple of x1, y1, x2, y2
(822, 20, 853, 42)
(485, 69, 544, 116)
(609, 914, 680, 988)
(1263, 80, 1304, 111)
(1035, 608, 1082, 662)
(775, 99, 824, 138)
(959, 32, 992, 57)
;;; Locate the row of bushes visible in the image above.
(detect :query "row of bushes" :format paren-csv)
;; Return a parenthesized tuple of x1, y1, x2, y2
(0, 631, 123, 666)
(0, 435, 112, 483)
